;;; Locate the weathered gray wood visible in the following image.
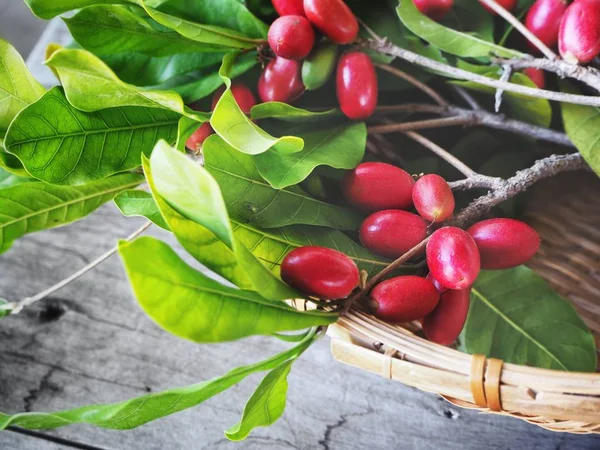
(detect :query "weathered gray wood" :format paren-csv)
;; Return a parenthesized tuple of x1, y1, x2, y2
(1, 7, 599, 450)
(1, 205, 599, 450)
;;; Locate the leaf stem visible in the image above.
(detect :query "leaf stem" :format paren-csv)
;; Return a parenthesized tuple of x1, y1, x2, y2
(375, 63, 448, 106)
(367, 116, 472, 134)
(3, 221, 151, 315)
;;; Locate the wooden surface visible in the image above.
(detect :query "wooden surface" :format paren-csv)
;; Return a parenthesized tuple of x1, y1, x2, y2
(1, 9, 599, 450)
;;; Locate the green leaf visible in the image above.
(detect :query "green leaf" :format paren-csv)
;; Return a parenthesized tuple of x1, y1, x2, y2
(0, 298, 10, 318)
(250, 103, 339, 123)
(560, 83, 600, 177)
(253, 123, 366, 189)
(139, 2, 264, 50)
(397, 0, 522, 59)
(0, 172, 142, 253)
(452, 63, 551, 127)
(225, 360, 293, 441)
(0, 329, 317, 431)
(45, 47, 209, 122)
(114, 189, 169, 229)
(144, 141, 298, 300)
(4, 87, 180, 185)
(64, 5, 225, 57)
(24, 0, 132, 19)
(211, 53, 304, 155)
(0, 38, 46, 137)
(0, 166, 33, 190)
(446, 0, 495, 43)
(204, 135, 363, 230)
(119, 236, 337, 342)
(460, 266, 597, 372)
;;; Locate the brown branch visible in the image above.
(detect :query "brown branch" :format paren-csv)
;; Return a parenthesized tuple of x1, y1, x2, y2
(367, 116, 472, 134)
(376, 103, 574, 147)
(375, 63, 448, 106)
(493, 57, 600, 93)
(479, 0, 557, 59)
(366, 39, 600, 106)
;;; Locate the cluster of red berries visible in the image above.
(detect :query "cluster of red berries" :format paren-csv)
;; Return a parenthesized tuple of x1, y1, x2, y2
(414, 0, 600, 90)
(281, 162, 541, 346)
(264, 0, 378, 120)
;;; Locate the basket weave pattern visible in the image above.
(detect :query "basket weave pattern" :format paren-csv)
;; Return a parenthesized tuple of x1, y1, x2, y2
(329, 172, 600, 434)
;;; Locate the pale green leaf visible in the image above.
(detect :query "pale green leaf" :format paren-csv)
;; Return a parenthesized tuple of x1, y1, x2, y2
(114, 189, 169, 229)
(250, 103, 340, 122)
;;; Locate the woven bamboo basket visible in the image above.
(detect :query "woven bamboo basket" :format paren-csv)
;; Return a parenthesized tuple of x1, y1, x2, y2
(327, 170, 600, 434)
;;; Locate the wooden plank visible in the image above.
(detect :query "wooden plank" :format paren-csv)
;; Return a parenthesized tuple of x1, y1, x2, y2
(1, 205, 599, 449)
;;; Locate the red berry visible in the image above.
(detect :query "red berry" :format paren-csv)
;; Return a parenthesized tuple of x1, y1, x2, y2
(426, 272, 449, 294)
(185, 122, 213, 152)
(360, 210, 427, 259)
(303, 0, 358, 44)
(412, 174, 455, 223)
(525, 0, 568, 52)
(422, 288, 470, 346)
(336, 52, 378, 120)
(467, 218, 540, 270)
(370, 276, 440, 323)
(426, 227, 480, 290)
(413, 0, 454, 21)
(342, 162, 414, 213)
(272, 0, 305, 16)
(480, 0, 517, 14)
(524, 68, 545, 89)
(211, 83, 257, 114)
(268, 15, 315, 60)
(558, 0, 600, 64)
(281, 246, 359, 299)
(258, 57, 305, 103)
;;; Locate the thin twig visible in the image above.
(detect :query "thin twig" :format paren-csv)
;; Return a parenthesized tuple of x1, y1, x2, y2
(1, 221, 152, 315)
(403, 131, 477, 178)
(452, 86, 482, 110)
(495, 64, 512, 112)
(479, 0, 557, 59)
(367, 116, 472, 134)
(375, 63, 448, 106)
(366, 39, 600, 106)
(375, 103, 574, 147)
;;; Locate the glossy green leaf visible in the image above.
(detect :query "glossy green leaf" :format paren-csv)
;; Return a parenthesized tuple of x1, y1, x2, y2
(446, 0, 495, 43)
(119, 236, 337, 342)
(250, 102, 339, 122)
(65, 5, 224, 57)
(45, 47, 209, 122)
(114, 190, 169, 229)
(253, 123, 366, 189)
(4, 87, 179, 185)
(0, 298, 11, 318)
(0, 329, 317, 431)
(0, 173, 142, 253)
(204, 135, 363, 230)
(0, 166, 33, 190)
(225, 360, 292, 441)
(460, 267, 597, 372)
(144, 142, 298, 300)
(0, 38, 46, 136)
(139, 2, 263, 50)
(211, 53, 304, 155)
(397, 0, 522, 59)
(560, 83, 600, 177)
(24, 0, 133, 19)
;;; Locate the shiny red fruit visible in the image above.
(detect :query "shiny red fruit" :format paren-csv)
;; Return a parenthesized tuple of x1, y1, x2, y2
(525, 0, 568, 52)
(272, 0, 305, 16)
(268, 15, 315, 60)
(524, 68, 545, 89)
(426, 227, 480, 290)
(281, 246, 359, 299)
(258, 57, 305, 103)
(412, 174, 455, 223)
(413, 0, 454, 21)
(342, 162, 414, 213)
(336, 52, 378, 120)
(480, 0, 517, 14)
(558, 0, 600, 64)
(304, 0, 358, 44)
(360, 210, 427, 259)
(426, 272, 449, 294)
(211, 83, 257, 114)
(422, 288, 470, 346)
(370, 276, 440, 323)
(467, 218, 541, 270)
(185, 122, 213, 152)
